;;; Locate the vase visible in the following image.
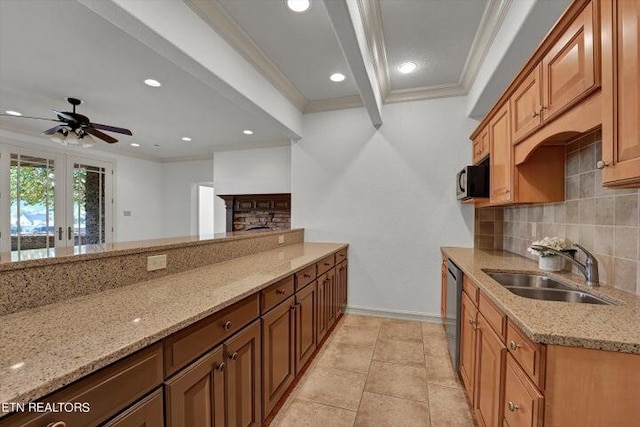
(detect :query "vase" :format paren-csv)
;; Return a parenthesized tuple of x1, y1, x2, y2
(538, 254, 563, 272)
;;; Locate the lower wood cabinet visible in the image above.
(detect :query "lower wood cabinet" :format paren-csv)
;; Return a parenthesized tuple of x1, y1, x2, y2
(261, 297, 296, 419)
(103, 389, 164, 427)
(295, 281, 317, 373)
(459, 292, 477, 402)
(316, 273, 329, 342)
(165, 320, 262, 427)
(503, 354, 543, 427)
(165, 346, 226, 427)
(326, 268, 337, 328)
(337, 260, 348, 311)
(474, 313, 506, 427)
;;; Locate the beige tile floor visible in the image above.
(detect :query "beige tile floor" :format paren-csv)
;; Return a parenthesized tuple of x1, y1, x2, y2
(270, 314, 476, 427)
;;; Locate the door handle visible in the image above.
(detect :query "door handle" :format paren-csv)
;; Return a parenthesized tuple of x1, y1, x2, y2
(58, 227, 63, 240)
(68, 226, 72, 240)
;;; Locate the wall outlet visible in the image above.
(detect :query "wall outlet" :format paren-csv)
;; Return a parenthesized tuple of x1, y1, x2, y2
(278, 235, 285, 244)
(147, 254, 167, 271)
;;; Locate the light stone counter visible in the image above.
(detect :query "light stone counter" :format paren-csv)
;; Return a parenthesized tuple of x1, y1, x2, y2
(0, 242, 347, 413)
(442, 247, 640, 354)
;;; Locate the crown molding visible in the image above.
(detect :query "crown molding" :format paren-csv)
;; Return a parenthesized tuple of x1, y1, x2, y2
(385, 83, 466, 104)
(160, 155, 213, 163)
(304, 95, 364, 114)
(211, 138, 291, 152)
(355, 0, 391, 98)
(183, 0, 307, 112)
(459, 0, 512, 91)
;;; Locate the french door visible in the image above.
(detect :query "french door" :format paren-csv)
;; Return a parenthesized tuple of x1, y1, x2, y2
(0, 145, 113, 260)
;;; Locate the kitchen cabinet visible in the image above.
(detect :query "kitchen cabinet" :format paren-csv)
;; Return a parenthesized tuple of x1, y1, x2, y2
(489, 103, 513, 205)
(601, 0, 640, 186)
(165, 346, 226, 427)
(440, 258, 447, 322)
(103, 389, 164, 427)
(474, 313, 507, 427)
(326, 267, 337, 328)
(337, 260, 348, 312)
(459, 292, 477, 402)
(511, 65, 543, 143)
(225, 320, 262, 427)
(472, 127, 490, 165)
(541, 0, 597, 122)
(316, 272, 328, 342)
(262, 297, 296, 419)
(503, 355, 543, 427)
(295, 280, 317, 373)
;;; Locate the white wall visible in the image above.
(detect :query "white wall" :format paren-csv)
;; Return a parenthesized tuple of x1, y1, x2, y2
(213, 146, 291, 232)
(292, 97, 475, 318)
(161, 159, 214, 237)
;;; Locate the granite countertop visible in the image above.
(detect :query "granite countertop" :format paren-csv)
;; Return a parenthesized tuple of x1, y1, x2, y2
(0, 242, 347, 412)
(442, 247, 640, 354)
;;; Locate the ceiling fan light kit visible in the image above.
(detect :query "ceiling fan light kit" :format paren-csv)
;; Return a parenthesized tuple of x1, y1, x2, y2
(0, 97, 133, 147)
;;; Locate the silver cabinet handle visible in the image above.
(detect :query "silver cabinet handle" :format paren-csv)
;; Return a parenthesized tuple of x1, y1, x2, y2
(229, 352, 238, 361)
(222, 320, 232, 331)
(216, 362, 225, 372)
(596, 160, 609, 169)
(509, 341, 520, 351)
(508, 401, 519, 412)
(47, 422, 67, 427)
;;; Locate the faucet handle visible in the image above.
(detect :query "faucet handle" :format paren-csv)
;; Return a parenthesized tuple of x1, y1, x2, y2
(574, 244, 597, 263)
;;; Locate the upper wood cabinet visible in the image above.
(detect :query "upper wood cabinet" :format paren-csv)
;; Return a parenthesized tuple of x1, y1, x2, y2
(472, 127, 490, 165)
(489, 103, 513, 204)
(601, 0, 640, 186)
(511, 65, 543, 143)
(542, 0, 598, 121)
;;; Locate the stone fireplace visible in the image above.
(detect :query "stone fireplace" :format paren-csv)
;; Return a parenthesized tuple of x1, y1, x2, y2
(217, 193, 291, 232)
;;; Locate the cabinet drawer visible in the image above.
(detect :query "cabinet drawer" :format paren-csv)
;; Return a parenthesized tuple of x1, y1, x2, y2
(261, 275, 294, 314)
(506, 320, 545, 388)
(478, 292, 506, 340)
(0, 344, 163, 427)
(335, 248, 348, 264)
(316, 255, 335, 276)
(463, 275, 479, 304)
(295, 264, 317, 291)
(104, 388, 164, 427)
(164, 295, 260, 376)
(503, 354, 544, 427)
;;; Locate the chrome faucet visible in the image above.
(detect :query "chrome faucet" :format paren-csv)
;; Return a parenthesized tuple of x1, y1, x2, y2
(530, 244, 600, 287)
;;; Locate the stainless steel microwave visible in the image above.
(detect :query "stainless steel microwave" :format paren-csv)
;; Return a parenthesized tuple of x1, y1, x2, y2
(456, 165, 489, 200)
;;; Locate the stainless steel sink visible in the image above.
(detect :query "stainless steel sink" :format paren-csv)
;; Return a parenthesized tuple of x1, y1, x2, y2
(485, 271, 612, 305)
(506, 287, 611, 305)
(486, 272, 574, 290)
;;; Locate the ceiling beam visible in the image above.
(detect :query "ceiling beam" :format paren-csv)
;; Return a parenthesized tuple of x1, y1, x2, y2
(322, 0, 383, 128)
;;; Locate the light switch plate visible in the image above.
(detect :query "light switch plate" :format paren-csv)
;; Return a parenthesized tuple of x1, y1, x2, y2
(278, 235, 285, 244)
(531, 223, 537, 237)
(147, 254, 167, 271)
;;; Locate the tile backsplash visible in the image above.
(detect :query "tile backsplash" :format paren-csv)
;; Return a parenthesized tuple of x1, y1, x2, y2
(500, 131, 640, 294)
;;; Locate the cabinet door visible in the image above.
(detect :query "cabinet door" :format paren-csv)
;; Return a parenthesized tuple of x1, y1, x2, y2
(479, 128, 490, 160)
(489, 103, 513, 204)
(440, 260, 447, 322)
(327, 267, 337, 327)
(261, 297, 295, 419)
(105, 389, 164, 427)
(459, 292, 478, 402)
(474, 313, 507, 427)
(542, 1, 597, 121)
(511, 65, 543, 143)
(165, 346, 226, 427)
(316, 274, 328, 342)
(295, 281, 317, 373)
(225, 320, 262, 427)
(602, 0, 640, 185)
(503, 354, 543, 427)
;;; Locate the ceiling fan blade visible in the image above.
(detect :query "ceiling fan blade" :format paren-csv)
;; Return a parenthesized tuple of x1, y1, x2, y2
(0, 113, 65, 123)
(51, 109, 76, 122)
(85, 127, 118, 144)
(41, 125, 66, 136)
(90, 122, 133, 136)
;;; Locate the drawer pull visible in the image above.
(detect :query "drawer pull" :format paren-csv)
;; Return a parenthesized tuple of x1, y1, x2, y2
(303, 273, 311, 278)
(222, 320, 233, 331)
(276, 288, 286, 295)
(508, 401, 519, 412)
(216, 362, 226, 372)
(468, 317, 475, 324)
(324, 262, 330, 266)
(509, 341, 520, 351)
(229, 352, 238, 361)
(47, 423, 66, 427)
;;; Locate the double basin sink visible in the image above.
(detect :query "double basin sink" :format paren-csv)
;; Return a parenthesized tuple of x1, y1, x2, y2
(485, 271, 612, 305)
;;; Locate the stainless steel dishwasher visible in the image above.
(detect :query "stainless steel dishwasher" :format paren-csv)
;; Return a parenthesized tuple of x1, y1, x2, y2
(445, 259, 463, 371)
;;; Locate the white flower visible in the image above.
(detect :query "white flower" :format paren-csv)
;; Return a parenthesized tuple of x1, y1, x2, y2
(527, 236, 571, 257)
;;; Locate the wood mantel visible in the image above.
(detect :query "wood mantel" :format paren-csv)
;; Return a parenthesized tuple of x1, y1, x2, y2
(216, 193, 291, 232)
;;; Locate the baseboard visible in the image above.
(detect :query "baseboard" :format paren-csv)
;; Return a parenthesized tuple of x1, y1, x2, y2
(345, 305, 442, 324)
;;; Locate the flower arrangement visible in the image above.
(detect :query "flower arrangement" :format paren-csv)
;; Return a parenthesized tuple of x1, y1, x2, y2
(527, 236, 572, 257)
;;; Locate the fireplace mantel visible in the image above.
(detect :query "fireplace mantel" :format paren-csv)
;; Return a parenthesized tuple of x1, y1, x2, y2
(216, 193, 291, 232)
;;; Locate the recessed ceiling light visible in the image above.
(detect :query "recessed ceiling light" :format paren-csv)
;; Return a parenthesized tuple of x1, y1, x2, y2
(330, 73, 346, 82)
(397, 62, 418, 74)
(144, 79, 161, 87)
(5, 110, 22, 116)
(286, 0, 310, 12)
(181, 137, 192, 142)
(243, 129, 254, 135)
(130, 143, 140, 147)
(10, 362, 25, 370)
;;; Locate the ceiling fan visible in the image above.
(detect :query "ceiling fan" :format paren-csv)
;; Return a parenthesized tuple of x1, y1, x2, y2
(0, 97, 133, 147)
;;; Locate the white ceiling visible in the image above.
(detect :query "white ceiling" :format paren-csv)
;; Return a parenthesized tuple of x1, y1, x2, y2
(218, 0, 360, 101)
(380, 0, 488, 91)
(0, 0, 288, 160)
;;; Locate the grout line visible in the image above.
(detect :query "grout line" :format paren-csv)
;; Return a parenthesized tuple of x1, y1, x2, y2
(352, 316, 382, 426)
